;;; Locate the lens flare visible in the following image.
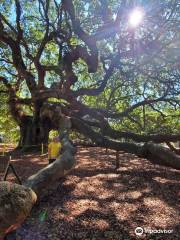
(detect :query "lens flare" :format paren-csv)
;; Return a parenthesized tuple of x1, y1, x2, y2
(129, 8, 144, 27)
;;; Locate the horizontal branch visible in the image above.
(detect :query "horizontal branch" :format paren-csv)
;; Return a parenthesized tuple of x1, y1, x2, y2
(71, 117, 180, 170)
(71, 117, 143, 154)
(82, 118, 180, 143)
(108, 98, 179, 118)
(82, 97, 179, 119)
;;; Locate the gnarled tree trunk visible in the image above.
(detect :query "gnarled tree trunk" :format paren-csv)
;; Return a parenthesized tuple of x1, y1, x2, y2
(18, 116, 51, 149)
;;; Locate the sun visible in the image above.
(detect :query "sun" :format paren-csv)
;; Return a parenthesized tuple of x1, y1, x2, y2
(129, 8, 144, 27)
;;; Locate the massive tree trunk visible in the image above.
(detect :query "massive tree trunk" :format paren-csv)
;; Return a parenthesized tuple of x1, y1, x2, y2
(18, 116, 51, 149)
(7, 93, 52, 149)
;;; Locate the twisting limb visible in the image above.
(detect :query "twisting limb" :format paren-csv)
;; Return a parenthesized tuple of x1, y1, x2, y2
(0, 76, 25, 123)
(73, 54, 120, 97)
(71, 117, 180, 170)
(15, 0, 23, 43)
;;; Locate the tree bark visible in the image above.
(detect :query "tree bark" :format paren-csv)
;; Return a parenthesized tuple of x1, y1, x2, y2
(18, 116, 51, 149)
(142, 143, 180, 169)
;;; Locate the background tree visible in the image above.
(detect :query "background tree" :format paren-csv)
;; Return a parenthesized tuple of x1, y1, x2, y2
(0, 0, 180, 167)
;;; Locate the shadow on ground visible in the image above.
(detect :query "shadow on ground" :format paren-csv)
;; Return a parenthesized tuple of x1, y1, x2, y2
(2, 146, 179, 239)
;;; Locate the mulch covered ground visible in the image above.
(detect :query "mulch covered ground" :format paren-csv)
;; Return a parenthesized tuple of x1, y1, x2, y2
(0, 146, 180, 239)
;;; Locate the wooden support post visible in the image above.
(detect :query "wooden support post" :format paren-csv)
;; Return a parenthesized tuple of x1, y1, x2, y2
(115, 151, 120, 170)
(9, 164, 22, 185)
(3, 155, 22, 184)
(41, 143, 44, 155)
(105, 148, 108, 154)
(3, 157, 10, 181)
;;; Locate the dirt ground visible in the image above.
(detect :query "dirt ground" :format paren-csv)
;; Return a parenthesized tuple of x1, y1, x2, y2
(0, 146, 180, 240)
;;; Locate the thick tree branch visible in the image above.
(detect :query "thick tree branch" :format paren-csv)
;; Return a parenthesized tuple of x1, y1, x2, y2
(90, 97, 179, 119)
(63, 45, 99, 91)
(73, 54, 119, 97)
(71, 117, 142, 154)
(81, 117, 180, 143)
(71, 117, 180, 170)
(15, 0, 23, 42)
(0, 21, 37, 93)
(62, 0, 98, 69)
(0, 76, 26, 123)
